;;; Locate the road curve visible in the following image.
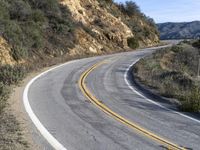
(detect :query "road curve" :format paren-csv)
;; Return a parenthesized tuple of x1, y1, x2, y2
(24, 46, 200, 150)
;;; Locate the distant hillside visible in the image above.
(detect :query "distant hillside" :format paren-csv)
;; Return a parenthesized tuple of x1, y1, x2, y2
(157, 21, 200, 40)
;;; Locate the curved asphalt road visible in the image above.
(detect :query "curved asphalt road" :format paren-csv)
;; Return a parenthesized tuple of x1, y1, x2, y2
(26, 46, 200, 150)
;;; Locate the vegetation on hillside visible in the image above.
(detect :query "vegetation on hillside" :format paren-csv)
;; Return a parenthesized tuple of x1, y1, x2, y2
(98, 0, 159, 48)
(0, 65, 28, 149)
(157, 21, 200, 40)
(133, 41, 200, 112)
(0, 0, 77, 62)
(0, 0, 159, 64)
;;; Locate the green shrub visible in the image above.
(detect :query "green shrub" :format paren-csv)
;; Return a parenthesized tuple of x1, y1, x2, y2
(162, 82, 179, 97)
(124, 1, 141, 17)
(2, 20, 29, 60)
(179, 86, 200, 112)
(192, 39, 200, 49)
(50, 19, 70, 33)
(144, 28, 151, 37)
(3, 20, 23, 46)
(22, 22, 44, 49)
(11, 46, 28, 61)
(30, 0, 60, 15)
(32, 31, 43, 48)
(0, 1, 10, 20)
(127, 37, 139, 49)
(8, 0, 32, 21)
(0, 65, 27, 85)
(171, 45, 183, 53)
(31, 9, 46, 23)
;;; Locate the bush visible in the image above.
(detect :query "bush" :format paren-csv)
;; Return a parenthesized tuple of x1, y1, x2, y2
(173, 46, 199, 76)
(2, 20, 29, 60)
(144, 27, 151, 37)
(31, 9, 46, 23)
(49, 16, 71, 33)
(29, 0, 61, 15)
(192, 40, 200, 49)
(115, 1, 141, 17)
(171, 45, 183, 53)
(3, 20, 23, 46)
(125, 1, 141, 17)
(11, 46, 28, 61)
(32, 31, 43, 48)
(0, 1, 10, 20)
(127, 37, 139, 49)
(0, 65, 27, 85)
(179, 86, 200, 112)
(8, 0, 32, 21)
(22, 22, 44, 49)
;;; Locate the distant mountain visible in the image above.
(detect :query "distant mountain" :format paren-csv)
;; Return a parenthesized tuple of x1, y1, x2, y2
(157, 21, 200, 40)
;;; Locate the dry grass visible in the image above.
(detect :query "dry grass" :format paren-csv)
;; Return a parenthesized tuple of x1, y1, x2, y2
(0, 110, 29, 150)
(133, 43, 200, 112)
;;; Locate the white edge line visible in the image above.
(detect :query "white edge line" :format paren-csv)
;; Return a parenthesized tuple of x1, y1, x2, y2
(124, 59, 200, 124)
(23, 60, 79, 150)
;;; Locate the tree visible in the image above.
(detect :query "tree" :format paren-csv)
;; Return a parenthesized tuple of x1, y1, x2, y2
(125, 1, 141, 17)
(116, 3, 126, 14)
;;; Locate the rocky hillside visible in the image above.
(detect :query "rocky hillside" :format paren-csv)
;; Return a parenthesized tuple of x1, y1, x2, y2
(157, 21, 200, 40)
(0, 0, 159, 66)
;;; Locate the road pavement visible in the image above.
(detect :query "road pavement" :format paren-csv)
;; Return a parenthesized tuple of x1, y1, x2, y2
(25, 46, 200, 150)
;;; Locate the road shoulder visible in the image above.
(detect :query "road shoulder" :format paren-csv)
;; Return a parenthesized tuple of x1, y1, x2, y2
(8, 66, 55, 150)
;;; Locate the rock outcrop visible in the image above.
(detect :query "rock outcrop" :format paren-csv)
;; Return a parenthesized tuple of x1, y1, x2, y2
(60, 0, 134, 55)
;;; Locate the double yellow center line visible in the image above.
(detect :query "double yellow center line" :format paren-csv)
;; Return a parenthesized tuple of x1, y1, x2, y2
(78, 60, 186, 150)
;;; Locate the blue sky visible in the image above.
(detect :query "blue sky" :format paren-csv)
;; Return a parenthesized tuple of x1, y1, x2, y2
(114, 0, 200, 23)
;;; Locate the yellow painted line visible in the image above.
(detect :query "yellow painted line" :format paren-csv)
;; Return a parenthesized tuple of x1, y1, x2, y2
(78, 60, 186, 150)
